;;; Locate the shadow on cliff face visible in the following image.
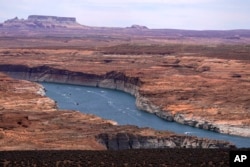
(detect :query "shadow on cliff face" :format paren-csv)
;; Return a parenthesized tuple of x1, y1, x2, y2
(96, 133, 236, 150)
(0, 64, 142, 86)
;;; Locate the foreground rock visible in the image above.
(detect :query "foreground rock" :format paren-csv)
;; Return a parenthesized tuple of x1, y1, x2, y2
(0, 73, 235, 150)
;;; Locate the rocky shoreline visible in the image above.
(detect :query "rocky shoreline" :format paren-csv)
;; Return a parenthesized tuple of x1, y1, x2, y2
(1, 64, 249, 138)
(0, 71, 236, 150)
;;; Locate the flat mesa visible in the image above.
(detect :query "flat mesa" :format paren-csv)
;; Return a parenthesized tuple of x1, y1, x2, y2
(1, 15, 82, 29)
(27, 15, 77, 23)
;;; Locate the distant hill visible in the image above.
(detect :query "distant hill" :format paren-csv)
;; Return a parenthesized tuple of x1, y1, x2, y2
(0, 15, 84, 29)
(0, 15, 250, 39)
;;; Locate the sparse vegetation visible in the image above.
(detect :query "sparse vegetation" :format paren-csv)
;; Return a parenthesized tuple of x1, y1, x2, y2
(100, 43, 250, 60)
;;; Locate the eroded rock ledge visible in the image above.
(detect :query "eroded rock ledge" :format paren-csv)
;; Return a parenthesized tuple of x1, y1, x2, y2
(0, 72, 235, 150)
(0, 64, 141, 95)
(96, 133, 233, 150)
(1, 63, 249, 138)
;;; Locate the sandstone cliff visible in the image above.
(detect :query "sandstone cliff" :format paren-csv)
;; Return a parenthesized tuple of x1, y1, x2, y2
(96, 133, 233, 150)
(0, 65, 141, 95)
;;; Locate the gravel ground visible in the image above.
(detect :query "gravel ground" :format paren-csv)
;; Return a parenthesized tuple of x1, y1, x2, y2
(1, 149, 248, 167)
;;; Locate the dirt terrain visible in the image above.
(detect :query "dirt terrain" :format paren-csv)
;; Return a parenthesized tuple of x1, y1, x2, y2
(0, 43, 249, 137)
(0, 15, 250, 165)
(2, 149, 245, 167)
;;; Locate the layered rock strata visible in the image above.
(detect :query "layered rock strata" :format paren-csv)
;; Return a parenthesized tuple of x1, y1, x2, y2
(96, 133, 233, 150)
(0, 65, 141, 96)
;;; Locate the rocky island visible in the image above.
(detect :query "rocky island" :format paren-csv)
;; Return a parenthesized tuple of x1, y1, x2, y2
(0, 15, 250, 165)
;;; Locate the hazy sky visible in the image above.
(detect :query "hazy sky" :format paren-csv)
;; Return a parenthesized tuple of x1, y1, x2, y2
(0, 0, 249, 30)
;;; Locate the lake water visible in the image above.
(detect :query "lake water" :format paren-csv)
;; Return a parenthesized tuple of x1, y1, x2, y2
(41, 82, 250, 148)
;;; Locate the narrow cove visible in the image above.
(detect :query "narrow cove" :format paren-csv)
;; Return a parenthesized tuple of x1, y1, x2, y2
(41, 82, 250, 148)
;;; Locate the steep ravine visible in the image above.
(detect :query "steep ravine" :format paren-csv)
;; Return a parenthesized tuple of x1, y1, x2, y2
(0, 64, 249, 138)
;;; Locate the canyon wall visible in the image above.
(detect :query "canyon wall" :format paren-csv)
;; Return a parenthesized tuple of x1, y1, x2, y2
(0, 65, 141, 96)
(96, 133, 234, 150)
(0, 64, 249, 138)
(0, 71, 236, 150)
(135, 94, 250, 137)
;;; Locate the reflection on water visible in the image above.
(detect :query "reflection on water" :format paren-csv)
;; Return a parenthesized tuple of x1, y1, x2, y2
(41, 82, 250, 148)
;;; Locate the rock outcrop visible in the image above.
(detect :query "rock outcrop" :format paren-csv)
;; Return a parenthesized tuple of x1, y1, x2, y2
(1, 15, 83, 29)
(129, 24, 148, 30)
(96, 133, 234, 150)
(0, 65, 141, 96)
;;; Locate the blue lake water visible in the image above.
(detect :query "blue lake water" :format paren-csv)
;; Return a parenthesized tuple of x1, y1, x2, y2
(41, 82, 250, 148)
